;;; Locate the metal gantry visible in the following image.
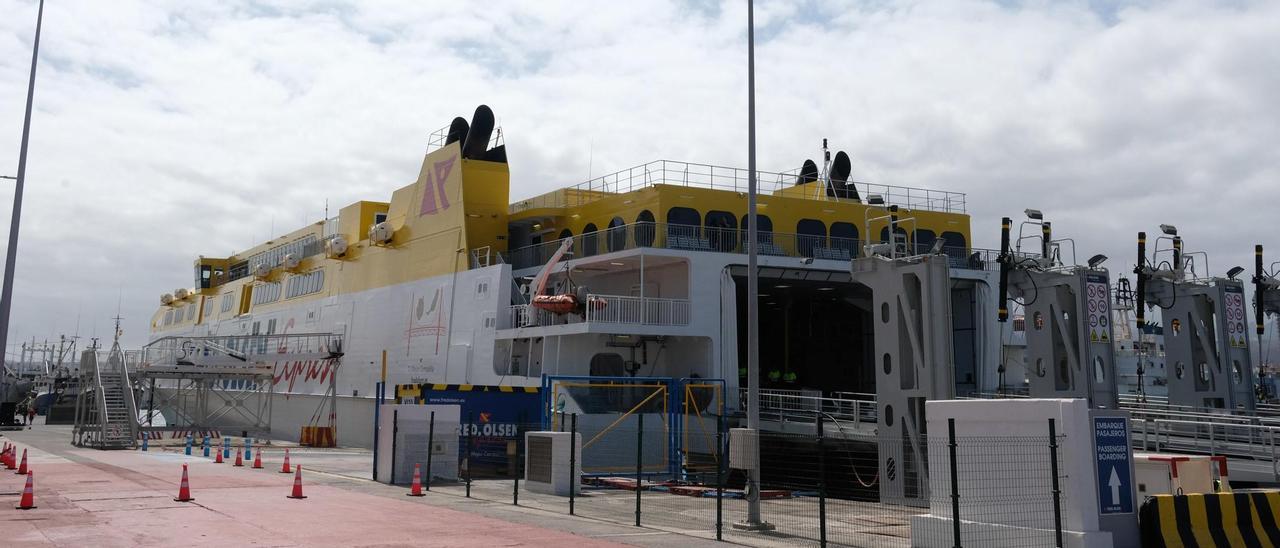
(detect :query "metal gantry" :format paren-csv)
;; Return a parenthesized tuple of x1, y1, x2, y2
(72, 341, 139, 449)
(135, 333, 342, 439)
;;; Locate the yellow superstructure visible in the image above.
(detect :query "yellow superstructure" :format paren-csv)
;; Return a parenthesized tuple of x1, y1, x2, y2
(152, 113, 970, 335)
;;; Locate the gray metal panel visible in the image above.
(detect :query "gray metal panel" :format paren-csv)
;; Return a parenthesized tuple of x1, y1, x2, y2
(1014, 268, 1118, 408)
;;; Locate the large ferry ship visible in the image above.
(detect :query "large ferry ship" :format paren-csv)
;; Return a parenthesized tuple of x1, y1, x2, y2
(147, 105, 996, 446)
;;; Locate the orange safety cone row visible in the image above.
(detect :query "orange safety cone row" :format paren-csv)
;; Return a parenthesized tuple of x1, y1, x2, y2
(279, 448, 292, 473)
(252, 447, 263, 469)
(406, 463, 425, 497)
(174, 464, 194, 502)
(15, 471, 36, 510)
(233, 446, 243, 467)
(15, 448, 28, 475)
(287, 466, 307, 499)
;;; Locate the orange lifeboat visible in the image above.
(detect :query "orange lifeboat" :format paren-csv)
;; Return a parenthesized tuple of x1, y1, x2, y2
(532, 294, 580, 314)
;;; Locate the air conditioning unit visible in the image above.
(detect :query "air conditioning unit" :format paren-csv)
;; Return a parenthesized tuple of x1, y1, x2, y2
(174, 288, 190, 300)
(523, 431, 581, 496)
(251, 263, 271, 278)
(160, 293, 174, 306)
(325, 235, 348, 258)
(282, 253, 300, 271)
(369, 221, 394, 245)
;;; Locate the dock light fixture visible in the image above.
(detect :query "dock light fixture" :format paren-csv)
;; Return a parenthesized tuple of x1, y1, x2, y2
(1087, 254, 1108, 268)
(1024, 208, 1043, 220)
(866, 194, 885, 205)
(1160, 224, 1178, 236)
(1227, 266, 1245, 280)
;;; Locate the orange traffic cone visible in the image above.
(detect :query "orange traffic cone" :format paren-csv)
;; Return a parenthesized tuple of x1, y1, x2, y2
(233, 447, 243, 467)
(406, 463, 425, 497)
(15, 471, 36, 510)
(279, 448, 291, 473)
(15, 448, 28, 475)
(174, 464, 194, 502)
(214, 448, 223, 464)
(252, 447, 263, 469)
(3, 446, 14, 470)
(287, 466, 307, 499)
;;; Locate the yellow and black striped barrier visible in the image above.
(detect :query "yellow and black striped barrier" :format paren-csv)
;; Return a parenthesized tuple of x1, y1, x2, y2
(394, 383, 539, 400)
(1140, 491, 1280, 547)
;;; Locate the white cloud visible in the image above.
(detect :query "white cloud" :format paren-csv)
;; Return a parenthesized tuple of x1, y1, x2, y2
(0, 0, 1278, 352)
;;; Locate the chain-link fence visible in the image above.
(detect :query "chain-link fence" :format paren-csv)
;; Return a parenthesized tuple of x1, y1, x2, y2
(384, 410, 1070, 547)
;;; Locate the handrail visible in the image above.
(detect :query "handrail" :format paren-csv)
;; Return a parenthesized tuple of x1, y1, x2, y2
(509, 159, 966, 214)
(507, 221, 999, 271)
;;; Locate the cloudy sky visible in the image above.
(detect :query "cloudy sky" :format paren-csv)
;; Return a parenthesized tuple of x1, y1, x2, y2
(1, 0, 1278, 355)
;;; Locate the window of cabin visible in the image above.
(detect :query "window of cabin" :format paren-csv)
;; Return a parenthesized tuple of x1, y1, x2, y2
(558, 228, 572, 242)
(704, 210, 737, 252)
(374, 212, 388, 225)
(582, 223, 599, 256)
(607, 217, 627, 252)
(915, 229, 938, 255)
(635, 210, 656, 247)
(666, 207, 701, 242)
(941, 231, 968, 260)
(796, 219, 827, 257)
(879, 225, 910, 251)
(831, 222, 859, 258)
(740, 214, 774, 246)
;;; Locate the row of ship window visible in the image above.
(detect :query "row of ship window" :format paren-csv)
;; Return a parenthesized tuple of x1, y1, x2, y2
(546, 208, 967, 257)
(227, 234, 323, 282)
(161, 270, 325, 327)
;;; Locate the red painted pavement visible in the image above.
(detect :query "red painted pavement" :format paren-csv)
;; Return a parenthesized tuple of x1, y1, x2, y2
(0, 445, 628, 547)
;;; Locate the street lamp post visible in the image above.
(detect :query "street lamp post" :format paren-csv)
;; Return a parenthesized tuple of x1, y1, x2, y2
(0, 0, 45, 372)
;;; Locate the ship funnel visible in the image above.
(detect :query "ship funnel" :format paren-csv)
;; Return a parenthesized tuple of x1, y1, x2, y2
(462, 105, 495, 160)
(796, 159, 819, 186)
(445, 117, 469, 146)
(828, 151, 859, 201)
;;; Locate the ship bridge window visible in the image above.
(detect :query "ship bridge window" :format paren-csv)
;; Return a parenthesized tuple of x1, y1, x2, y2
(830, 222, 859, 259)
(582, 223, 599, 257)
(666, 207, 702, 248)
(229, 261, 249, 281)
(607, 217, 626, 252)
(635, 210, 656, 247)
(796, 219, 827, 258)
(705, 210, 737, 252)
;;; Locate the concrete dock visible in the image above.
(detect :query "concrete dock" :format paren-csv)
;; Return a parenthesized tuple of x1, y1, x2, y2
(0, 424, 721, 547)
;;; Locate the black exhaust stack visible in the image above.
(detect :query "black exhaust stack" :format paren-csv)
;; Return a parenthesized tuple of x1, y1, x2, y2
(796, 160, 819, 186)
(1135, 232, 1147, 328)
(829, 151, 856, 200)
(445, 116, 469, 146)
(998, 217, 1011, 322)
(462, 105, 495, 160)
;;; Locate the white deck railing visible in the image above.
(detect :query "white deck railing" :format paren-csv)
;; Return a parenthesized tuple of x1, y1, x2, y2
(504, 294, 691, 329)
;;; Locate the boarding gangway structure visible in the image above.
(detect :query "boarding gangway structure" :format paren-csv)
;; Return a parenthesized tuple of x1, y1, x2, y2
(136, 332, 343, 439)
(72, 339, 140, 449)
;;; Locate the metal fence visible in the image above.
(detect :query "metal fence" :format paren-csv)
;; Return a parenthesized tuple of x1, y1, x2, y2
(391, 411, 1071, 547)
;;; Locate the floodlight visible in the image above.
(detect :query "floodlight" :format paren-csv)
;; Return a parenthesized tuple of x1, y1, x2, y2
(1227, 266, 1245, 280)
(1160, 224, 1178, 236)
(1024, 209, 1043, 220)
(1087, 254, 1108, 268)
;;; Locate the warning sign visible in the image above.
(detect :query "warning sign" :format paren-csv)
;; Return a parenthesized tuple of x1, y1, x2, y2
(1225, 286, 1247, 349)
(1085, 274, 1112, 345)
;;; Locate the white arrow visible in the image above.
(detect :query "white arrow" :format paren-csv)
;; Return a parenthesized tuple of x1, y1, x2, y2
(1108, 466, 1122, 505)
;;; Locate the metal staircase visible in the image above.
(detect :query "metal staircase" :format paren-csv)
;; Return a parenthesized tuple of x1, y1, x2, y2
(72, 341, 139, 449)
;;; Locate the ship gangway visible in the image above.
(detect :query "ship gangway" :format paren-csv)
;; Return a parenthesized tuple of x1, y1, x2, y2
(136, 332, 343, 439)
(743, 388, 1280, 485)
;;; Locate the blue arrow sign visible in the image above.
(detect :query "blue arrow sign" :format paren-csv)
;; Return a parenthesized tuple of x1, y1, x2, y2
(1094, 416, 1133, 514)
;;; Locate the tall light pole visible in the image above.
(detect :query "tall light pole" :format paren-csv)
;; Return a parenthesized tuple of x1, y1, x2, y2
(0, 0, 45, 371)
(736, 0, 770, 531)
